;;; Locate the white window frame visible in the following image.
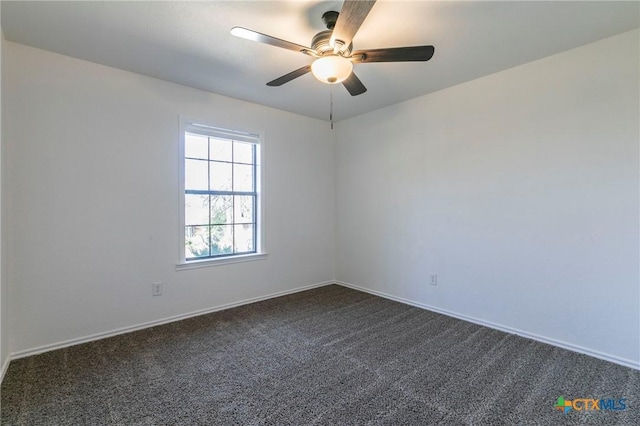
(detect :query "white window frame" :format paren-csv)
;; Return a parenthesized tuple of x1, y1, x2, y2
(177, 117, 266, 270)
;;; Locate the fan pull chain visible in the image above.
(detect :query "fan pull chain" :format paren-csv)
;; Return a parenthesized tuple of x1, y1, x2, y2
(330, 88, 334, 130)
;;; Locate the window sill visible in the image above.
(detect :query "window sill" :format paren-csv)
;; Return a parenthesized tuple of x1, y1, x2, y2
(176, 253, 268, 271)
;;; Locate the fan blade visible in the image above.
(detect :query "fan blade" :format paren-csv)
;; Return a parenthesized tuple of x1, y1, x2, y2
(352, 46, 435, 63)
(266, 65, 312, 87)
(231, 27, 314, 55)
(330, 0, 376, 53)
(342, 72, 367, 96)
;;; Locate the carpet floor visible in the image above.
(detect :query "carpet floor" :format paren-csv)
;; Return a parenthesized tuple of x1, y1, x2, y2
(1, 285, 639, 425)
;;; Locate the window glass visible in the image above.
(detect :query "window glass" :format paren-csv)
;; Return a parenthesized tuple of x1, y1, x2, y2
(182, 122, 259, 261)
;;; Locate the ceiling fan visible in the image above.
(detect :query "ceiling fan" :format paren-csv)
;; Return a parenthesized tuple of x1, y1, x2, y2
(230, 0, 435, 96)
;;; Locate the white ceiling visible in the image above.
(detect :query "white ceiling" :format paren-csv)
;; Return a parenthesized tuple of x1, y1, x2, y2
(2, 1, 639, 121)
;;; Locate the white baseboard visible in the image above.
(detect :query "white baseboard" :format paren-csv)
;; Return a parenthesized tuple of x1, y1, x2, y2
(6, 279, 636, 379)
(336, 280, 640, 371)
(0, 354, 10, 384)
(9, 280, 335, 361)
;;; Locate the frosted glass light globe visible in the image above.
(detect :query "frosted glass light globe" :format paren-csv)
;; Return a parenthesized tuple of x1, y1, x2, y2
(311, 55, 353, 84)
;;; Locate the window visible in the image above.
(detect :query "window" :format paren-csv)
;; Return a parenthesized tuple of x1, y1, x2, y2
(179, 119, 262, 266)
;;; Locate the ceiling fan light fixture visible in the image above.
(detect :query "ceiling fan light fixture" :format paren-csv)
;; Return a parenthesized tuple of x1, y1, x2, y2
(232, 1, 434, 96)
(311, 55, 353, 84)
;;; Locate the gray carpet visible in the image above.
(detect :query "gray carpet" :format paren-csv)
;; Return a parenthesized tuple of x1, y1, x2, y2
(1, 284, 638, 425)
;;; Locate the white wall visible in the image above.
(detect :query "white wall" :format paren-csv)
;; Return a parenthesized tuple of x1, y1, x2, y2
(336, 30, 640, 366)
(0, 6, 8, 376)
(4, 42, 336, 354)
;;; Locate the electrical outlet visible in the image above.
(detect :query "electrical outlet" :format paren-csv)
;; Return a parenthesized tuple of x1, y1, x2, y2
(429, 274, 438, 286)
(152, 282, 163, 296)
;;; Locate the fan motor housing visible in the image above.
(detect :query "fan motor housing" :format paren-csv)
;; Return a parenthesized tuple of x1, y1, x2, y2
(312, 30, 353, 56)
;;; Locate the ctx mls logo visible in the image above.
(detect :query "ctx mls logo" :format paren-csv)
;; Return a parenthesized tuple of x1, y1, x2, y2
(554, 396, 627, 414)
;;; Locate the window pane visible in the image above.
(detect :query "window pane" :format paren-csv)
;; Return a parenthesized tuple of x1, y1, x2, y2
(234, 142, 254, 164)
(185, 226, 210, 258)
(234, 224, 254, 253)
(210, 161, 232, 191)
(210, 195, 233, 225)
(185, 133, 209, 160)
(210, 225, 233, 255)
(185, 159, 208, 191)
(210, 138, 232, 162)
(233, 164, 254, 192)
(234, 196, 254, 224)
(185, 194, 209, 226)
